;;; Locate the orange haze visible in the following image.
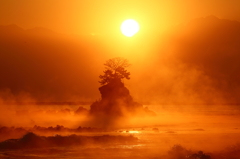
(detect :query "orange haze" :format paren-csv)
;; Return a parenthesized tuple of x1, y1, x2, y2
(0, 1, 240, 104)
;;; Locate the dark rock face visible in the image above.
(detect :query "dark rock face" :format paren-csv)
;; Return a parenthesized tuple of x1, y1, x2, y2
(99, 78, 131, 101)
(89, 78, 155, 127)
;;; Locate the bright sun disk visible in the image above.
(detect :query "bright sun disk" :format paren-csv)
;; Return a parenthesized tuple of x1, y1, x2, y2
(120, 19, 140, 37)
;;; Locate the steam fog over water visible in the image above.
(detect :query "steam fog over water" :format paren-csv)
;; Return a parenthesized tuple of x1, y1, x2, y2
(1, 103, 240, 158)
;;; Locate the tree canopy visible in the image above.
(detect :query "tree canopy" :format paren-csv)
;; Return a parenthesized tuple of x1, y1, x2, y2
(99, 57, 130, 85)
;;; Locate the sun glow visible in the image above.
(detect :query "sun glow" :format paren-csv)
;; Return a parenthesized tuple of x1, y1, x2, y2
(120, 19, 140, 37)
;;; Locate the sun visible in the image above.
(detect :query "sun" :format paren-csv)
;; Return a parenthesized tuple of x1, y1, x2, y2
(120, 19, 140, 37)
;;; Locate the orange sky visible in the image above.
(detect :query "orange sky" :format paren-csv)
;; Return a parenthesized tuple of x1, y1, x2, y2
(1, 0, 240, 35)
(1, 1, 240, 104)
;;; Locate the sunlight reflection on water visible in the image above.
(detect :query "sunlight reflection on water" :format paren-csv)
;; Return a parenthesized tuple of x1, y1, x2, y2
(128, 131, 140, 134)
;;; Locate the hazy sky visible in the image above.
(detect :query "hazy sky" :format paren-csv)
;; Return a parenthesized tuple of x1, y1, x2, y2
(1, 0, 240, 35)
(1, 0, 240, 104)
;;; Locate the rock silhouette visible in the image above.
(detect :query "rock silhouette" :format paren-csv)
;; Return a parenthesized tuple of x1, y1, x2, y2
(89, 78, 155, 127)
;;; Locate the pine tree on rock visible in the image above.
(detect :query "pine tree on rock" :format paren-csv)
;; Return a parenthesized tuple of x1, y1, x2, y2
(99, 57, 130, 85)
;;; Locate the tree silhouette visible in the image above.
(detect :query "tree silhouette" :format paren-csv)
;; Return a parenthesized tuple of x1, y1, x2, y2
(99, 57, 130, 85)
